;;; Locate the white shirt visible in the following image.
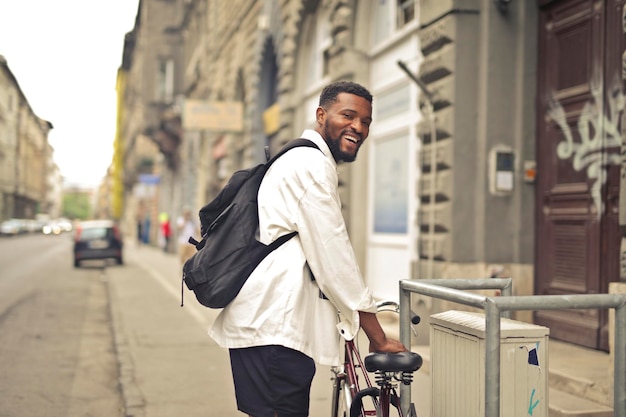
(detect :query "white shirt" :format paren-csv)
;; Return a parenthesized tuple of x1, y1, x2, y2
(208, 129, 377, 366)
(177, 216, 197, 245)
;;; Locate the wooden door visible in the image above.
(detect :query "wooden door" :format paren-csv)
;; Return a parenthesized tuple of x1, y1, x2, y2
(534, 0, 623, 350)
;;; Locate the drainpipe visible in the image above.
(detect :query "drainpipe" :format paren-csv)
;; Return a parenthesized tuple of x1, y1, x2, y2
(397, 60, 437, 280)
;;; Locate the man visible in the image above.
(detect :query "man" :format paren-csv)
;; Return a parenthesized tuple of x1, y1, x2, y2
(209, 81, 407, 417)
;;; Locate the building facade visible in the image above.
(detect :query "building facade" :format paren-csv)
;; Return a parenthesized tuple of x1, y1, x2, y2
(114, 0, 185, 250)
(0, 55, 58, 221)
(115, 0, 625, 352)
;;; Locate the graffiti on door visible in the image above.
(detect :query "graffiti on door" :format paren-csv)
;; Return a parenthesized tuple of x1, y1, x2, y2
(547, 77, 623, 218)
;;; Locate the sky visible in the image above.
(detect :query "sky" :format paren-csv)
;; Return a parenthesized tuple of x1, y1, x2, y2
(0, 0, 140, 188)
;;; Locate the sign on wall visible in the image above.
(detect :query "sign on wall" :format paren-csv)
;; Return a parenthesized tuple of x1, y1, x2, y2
(182, 100, 243, 132)
(263, 103, 280, 135)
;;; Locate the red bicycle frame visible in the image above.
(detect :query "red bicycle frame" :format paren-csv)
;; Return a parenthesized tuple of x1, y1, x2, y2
(345, 339, 377, 416)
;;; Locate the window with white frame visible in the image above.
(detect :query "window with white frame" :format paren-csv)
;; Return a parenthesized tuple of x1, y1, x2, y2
(369, 80, 414, 235)
(371, 0, 417, 47)
(375, 83, 411, 121)
(396, 0, 416, 28)
(156, 58, 174, 103)
(304, 7, 331, 86)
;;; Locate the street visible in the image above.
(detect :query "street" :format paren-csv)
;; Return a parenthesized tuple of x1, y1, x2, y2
(0, 232, 121, 417)
(0, 233, 430, 417)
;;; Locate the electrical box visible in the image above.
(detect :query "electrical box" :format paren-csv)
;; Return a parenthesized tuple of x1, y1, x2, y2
(430, 310, 549, 417)
(489, 148, 514, 194)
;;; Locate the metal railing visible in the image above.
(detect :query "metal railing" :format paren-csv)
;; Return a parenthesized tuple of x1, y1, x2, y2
(398, 278, 626, 417)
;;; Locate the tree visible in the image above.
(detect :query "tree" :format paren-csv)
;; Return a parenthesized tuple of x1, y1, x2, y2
(62, 191, 92, 220)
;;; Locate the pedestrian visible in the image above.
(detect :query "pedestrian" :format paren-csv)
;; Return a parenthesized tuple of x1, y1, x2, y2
(159, 212, 171, 252)
(136, 216, 143, 246)
(209, 81, 407, 417)
(142, 214, 151, 244)
(176, 207, 198, 265)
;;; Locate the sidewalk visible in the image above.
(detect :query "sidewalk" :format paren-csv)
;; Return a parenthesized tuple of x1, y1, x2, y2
(107, 243, 615, 417)
(107, 242, 430, 416)
(107, 243, 236, 417)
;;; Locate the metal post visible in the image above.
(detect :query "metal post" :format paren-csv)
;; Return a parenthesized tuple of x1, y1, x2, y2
(500, 278, 513, 298)
(616, 303, 626, 417)
(399, 280, 626, 417)
(400, 280, 488, 309)
(485, 299, 502, 417)
(416, 278, 513, 318)
(399, 286, 412, 416)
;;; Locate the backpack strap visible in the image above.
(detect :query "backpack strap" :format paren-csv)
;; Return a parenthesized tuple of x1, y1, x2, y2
(260, 138, 320, 256)
(266, 138, 320, 168)
(267, 230, 298, 249)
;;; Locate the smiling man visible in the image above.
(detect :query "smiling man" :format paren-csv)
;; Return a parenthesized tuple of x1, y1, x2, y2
(209, 81, 406, 417)
(317, 81, 372, 163)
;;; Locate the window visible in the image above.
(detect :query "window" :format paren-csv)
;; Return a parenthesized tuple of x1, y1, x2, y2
(156, 58, 174, 102)
(376, 83, 410, 121)
(372, 1, 392, 45)
(371, 0, 417, 47)
(396, 0, 416, 29)
(373, 134, 409, 234)
(304, 7, 331, 86)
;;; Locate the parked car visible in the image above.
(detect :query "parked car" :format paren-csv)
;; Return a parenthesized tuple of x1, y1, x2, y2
(43, 217, 73, 235)
(42, 221, 63, 235)
(73, 220, 123, 267)
(0, 219, 25, 236)
(57, 218, 73, 232)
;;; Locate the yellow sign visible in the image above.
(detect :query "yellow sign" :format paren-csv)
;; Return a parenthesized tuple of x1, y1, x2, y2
(183, 100, 243, 132)
(263, 103, 280, 135)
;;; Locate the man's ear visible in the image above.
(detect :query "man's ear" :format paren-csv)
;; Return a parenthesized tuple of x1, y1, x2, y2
(315, 106, 326, 126)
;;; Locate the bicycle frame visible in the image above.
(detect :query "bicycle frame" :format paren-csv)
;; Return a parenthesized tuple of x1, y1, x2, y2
(331, 300, 419, 417)
(332, 339, 408, 417)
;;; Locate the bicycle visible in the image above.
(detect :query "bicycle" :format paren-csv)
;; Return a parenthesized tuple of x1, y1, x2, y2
(330, 301, 423, 417)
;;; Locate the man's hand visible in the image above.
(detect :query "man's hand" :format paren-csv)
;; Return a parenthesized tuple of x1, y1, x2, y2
(359, 311, 408, 353)
(369, 337, 407, 354)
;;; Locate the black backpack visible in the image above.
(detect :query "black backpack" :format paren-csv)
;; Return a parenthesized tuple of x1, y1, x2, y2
(181, 138, 320, 308)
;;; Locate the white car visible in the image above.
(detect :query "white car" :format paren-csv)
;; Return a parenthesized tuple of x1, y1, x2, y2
(42, 222, 62, 235)
(0, 219, 24, 236)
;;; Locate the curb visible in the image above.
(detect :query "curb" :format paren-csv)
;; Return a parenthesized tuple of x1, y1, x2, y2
(106, 275, 146, 417)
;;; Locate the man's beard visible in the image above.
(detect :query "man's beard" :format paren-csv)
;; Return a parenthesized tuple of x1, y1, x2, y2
(326, 126, 358, 163)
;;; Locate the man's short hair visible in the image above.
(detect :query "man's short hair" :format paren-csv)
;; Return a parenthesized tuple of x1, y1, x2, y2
(319, 81, 373, 108)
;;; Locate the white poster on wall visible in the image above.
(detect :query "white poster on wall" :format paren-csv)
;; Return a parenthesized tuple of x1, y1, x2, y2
(373, 135, 409, 234)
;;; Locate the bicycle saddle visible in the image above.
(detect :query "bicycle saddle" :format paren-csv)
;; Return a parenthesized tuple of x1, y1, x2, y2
(364, 351, 423, 373)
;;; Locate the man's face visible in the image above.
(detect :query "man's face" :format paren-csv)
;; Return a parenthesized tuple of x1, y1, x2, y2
(316, 93, 372, 163)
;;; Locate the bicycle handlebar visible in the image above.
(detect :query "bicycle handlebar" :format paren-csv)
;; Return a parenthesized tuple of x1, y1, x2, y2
(375, 300, 421, 325)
